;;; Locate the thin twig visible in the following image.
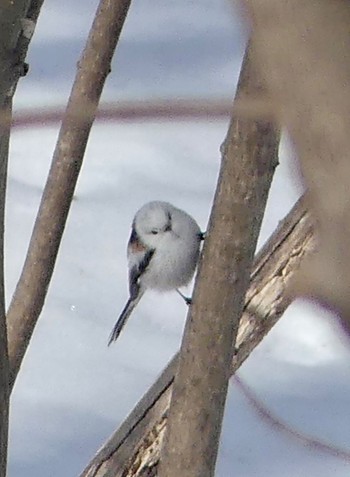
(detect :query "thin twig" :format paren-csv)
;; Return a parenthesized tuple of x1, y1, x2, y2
(8, 96, 277, 129)
(234, 375, 350, 463)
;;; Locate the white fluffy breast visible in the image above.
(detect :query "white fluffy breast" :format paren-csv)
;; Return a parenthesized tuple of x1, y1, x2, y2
(130, 201, 202, 292)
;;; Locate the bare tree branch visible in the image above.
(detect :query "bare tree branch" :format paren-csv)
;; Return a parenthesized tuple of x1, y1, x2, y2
(0, 101, 10, 477)
(244, 0, 350, 327)
(0, 0, 45, 472)
(80, 196, 313, 477)
(233, 196, 313, 370)
(0, 1, 31, 108)
(6, 0, 132, 392)
(158, 43, 279, 477)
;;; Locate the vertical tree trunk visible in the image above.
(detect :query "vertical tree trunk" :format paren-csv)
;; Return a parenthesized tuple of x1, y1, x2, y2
(158, 44, 280, 477)
(0, 1, 46, 473)
(0, 1, 41, 473)
(0, 99, 10, 477)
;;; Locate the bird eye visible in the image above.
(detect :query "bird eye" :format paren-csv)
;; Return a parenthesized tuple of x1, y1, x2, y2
(151, 230, 158, 235)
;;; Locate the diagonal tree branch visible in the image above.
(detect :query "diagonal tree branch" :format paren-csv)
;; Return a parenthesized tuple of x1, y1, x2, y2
(158, 42, 279, 477)
(80, 195, 314, 477)
(6, 0, 132, 392)
(233, 196, 313, 370)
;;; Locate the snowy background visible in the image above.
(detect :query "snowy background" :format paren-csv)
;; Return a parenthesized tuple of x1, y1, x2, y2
(6, 0, 350, 476)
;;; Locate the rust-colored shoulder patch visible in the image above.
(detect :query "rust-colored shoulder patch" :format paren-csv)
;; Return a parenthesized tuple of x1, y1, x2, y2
(128, 227, 147, 253)
(128, 225, 146, 253)
(129, 239, 146, 253)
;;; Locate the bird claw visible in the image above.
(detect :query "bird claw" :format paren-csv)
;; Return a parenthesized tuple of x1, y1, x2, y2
(176, 289, 192, 306)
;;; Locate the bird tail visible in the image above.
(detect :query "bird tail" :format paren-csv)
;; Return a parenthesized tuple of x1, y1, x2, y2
(108, 292, 143, 346)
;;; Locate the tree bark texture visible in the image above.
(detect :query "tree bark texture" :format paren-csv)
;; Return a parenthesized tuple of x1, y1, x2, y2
(244, 0, 350, 327)
(6, 0, 132, 391)
(80, 196, 314, 477)
(158, 44, 279, 477)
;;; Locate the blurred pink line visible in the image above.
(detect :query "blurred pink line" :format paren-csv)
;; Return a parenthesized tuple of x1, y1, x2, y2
(12, 99, 232, 129)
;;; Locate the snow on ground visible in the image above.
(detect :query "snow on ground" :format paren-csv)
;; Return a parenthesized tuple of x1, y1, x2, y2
(5, 1, 350, 476)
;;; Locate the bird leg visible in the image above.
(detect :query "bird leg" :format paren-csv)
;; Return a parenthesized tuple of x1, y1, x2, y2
(176, 288, 192, 305)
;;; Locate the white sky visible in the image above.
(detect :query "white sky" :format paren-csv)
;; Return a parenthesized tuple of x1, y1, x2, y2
(6, 1, 350, 476)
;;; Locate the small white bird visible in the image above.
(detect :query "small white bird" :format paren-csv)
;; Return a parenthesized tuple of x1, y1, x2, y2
(108, 201, 204, 345)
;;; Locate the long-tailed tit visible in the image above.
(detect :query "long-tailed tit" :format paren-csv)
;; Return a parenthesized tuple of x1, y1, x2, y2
(108, 201, 204, 345)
